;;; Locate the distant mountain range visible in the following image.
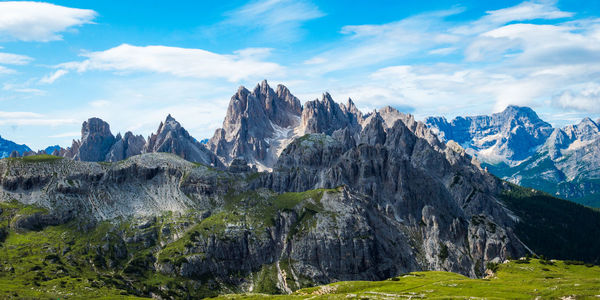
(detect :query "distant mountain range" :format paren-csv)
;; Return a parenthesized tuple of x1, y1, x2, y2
(426, 107, 600, 207)
(0, 135, 31, 158)
(4, 82, 600, 208)
(5, 81, 600, 208)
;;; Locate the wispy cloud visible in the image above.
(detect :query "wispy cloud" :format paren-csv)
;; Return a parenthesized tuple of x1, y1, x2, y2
(48, 131, 80, 138)
(40, 69, 68, 84)
(0, 111, 75, 126)
(299, 0, 600, 119)
(215, 0, 324, 43)
(55, 44, 284, 82)
(0, 52, 32, 65)
(0, 52, 33, 73)
(0, 1, 96, 42)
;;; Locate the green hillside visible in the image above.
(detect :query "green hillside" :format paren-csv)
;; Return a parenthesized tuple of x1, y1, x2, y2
(216, 258, 600, 299)
(500, 184, 600, 264)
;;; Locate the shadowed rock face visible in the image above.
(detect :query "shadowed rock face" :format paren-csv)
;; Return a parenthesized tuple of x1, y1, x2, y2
(146, 115, 223, 168)
(106, 132, 146, 162)
(65, 118, 117, 162)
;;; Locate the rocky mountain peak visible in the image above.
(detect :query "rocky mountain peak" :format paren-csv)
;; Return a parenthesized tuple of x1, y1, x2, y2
(81, 117, 114, 141)
(147, 115, 223, 168)
(105, 131, 145, 162)
(208, 81, 303, 169)
(68, 117, 116, 162)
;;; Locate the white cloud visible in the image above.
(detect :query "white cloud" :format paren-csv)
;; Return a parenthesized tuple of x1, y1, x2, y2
(89, 100, 111, 108)
(453, 0, 572, 35)
(553, 84, 600, 113)
(0, 1, 96, 41)
(0, 52, 32, 74)
(0, 52, 32, 65)
(40, 69, 68, 84)
(3, 83, 44, 94)
(0, 118, 77, 126)
(58, 44, 284, 82)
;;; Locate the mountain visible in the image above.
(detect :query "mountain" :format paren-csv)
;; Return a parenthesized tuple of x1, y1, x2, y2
(43, 145, 61, 155)
(146, 114, 223, 168)
(63, 117, 118, 161)
(426, 106, 553, 165)
(426, 106, 600, 207)
(0, 135, 31, 158)
(1, 82, 600, 298)
(208, 80, 362, 170)
(57, 115, 221, 168)
(105, 132, 146, 162)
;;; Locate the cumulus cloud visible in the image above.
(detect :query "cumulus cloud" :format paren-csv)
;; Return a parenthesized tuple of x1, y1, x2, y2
(553, 85, 600, 113)
(56, 44, 284, 82)
(0, 1, 96, 42)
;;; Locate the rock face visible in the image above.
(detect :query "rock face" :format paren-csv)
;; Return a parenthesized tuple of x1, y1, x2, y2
(146, 115, 223, 168)
(105, 132, 146, 162)
(0, 144, 525, 289)
(0, 135, 31, 159)
(64, 118, 117, 162)
(427, 107, 600, 207)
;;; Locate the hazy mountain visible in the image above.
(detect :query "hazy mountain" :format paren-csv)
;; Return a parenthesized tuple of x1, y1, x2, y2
(0, 135, 31, 158)
(427, 107, 600, 207)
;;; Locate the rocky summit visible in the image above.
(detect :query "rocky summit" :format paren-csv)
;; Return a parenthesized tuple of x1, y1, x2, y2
(208, 80, 363, 170)
(1, 82, 600, 299)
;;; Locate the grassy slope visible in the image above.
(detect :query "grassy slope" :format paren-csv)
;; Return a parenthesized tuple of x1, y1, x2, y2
(500, 184, 600, 264)
(216, 259, 600, 299)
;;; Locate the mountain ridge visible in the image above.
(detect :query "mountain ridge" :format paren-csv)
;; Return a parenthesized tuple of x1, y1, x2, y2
(426, 106, 600, 207)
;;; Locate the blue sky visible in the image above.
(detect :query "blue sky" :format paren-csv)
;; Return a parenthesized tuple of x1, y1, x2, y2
(0, 0, 599, 150)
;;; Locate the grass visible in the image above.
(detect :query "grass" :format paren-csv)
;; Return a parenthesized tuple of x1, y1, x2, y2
(215, 259, 600, 299)
(5, 154, 63, 163)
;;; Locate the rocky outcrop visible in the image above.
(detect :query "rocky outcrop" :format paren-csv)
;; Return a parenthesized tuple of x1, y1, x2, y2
(208, 80, 303, 170)
(105, 132, 145, 162)
(67, 118, 116, 162)
(146, 115, 223, 168)
(0, 146, 525, 285)
(300, 93, 362, 136)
